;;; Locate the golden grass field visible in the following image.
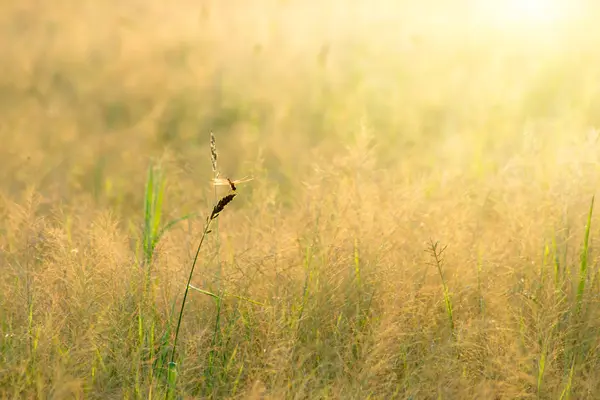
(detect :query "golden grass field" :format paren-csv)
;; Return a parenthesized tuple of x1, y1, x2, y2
(2, 1, 600, 398)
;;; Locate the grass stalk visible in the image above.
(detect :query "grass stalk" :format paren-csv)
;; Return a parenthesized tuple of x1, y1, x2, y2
(142, 163, 197, 269)
(427, 240, 454, 337)
(575, 195, 594, 316)
(537, 338, 548, 398)
(559, 358, 576, 400)
(166, 190, 237, 398)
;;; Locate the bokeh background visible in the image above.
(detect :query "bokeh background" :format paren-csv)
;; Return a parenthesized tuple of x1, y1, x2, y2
(2, 0, 599, 204)
(2, 1, 600, 398)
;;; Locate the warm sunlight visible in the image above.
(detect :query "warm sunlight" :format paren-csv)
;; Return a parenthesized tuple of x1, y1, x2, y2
(474, 0, 576, 29)
(506, 0, 564, 23)
(4, 0, 600, 398)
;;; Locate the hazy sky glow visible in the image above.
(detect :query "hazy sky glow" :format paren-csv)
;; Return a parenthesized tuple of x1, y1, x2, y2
(472, 0, 579, 27)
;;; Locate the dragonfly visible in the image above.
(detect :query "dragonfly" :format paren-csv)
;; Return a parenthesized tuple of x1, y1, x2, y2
(211, 176, 254, 191)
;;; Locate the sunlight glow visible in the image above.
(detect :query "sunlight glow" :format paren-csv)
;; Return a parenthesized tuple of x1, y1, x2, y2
(505, 0, 563, 23)
(474, 0, 575, 28)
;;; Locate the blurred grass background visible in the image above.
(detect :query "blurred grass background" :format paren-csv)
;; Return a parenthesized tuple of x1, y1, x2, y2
(2, 0, 600, 398)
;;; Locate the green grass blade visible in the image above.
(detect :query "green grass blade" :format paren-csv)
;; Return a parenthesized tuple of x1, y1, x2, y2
(152, 169, 165, 239)
(559, 358, 575, 400)
(166, 361, 177, 400)
(187, 284, 220, 300)
(576, 195, 594, 315)
(154, 213, 199, 246)
(143, 164, 155, 263)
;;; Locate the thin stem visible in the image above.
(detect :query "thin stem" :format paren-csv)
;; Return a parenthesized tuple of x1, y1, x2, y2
(169, 217, 214, 365)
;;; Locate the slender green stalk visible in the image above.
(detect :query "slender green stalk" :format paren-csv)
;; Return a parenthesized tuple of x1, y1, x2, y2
(167, 192, 236, 398)
(166, 217, 212, 399)
(537, 339, 548, 397)
(169, 216, 214, 365)
(142, 162, 197, 269)
(552, 234, 561, 292)
(143, 163, 164, 267)
(428, 240, 454, 336)
(559, 358, 576, 400)
(575, 195, 594, 316)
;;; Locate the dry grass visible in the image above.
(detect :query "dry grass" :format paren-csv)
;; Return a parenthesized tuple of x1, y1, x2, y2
(2, 1, 600, 399)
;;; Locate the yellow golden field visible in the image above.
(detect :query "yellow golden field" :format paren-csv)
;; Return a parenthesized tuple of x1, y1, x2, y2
(2, 1, 600, 398)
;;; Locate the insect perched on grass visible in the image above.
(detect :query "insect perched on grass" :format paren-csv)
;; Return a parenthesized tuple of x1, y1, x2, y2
(211, 176, 254, 191)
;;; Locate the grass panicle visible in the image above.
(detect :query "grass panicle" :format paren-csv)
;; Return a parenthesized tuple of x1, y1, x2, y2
(210, 132, 219, 177)
(211, 193, 237, 220)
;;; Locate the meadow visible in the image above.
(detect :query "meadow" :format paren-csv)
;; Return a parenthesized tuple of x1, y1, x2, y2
(2, 1, 600, 398)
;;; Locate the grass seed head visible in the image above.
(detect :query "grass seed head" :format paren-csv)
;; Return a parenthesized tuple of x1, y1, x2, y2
(211, 193, 236, 220)
(210, 132, 218, 177)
